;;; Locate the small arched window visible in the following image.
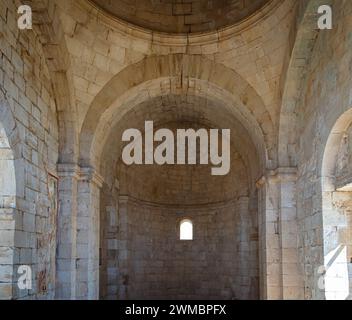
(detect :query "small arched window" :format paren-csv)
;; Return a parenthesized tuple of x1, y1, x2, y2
(180, 219, 193, 240)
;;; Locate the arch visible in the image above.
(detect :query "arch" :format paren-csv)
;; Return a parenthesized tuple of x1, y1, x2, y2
(26, 1, 80, 300)
(31, 0, 79, 163)
(322, 109, 352, 184)
(93, 72, 263, 300)
(79, 54, 274, 172)
(279, 0, 333, 167)
(321, 108, 352, 300)
(0, 92, 19, 299)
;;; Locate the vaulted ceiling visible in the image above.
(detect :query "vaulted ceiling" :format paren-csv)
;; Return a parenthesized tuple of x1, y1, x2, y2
(90, 0, 271, 33)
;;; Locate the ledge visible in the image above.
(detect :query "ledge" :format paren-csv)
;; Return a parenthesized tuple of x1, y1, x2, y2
(118, 194, 247, 211)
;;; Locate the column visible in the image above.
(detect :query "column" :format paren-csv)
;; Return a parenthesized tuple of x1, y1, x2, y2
(76, 167, 103, 300)
(56, 163, 80, 299)
(237, 196, 251, 299)
(278, 168, 304, 299)
(257, 168, 304, 300)
(256, 173, 282, 299)
(117, 196, 129, 300)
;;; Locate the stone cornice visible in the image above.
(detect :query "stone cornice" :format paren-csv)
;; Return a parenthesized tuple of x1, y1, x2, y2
(256, 167, 298, 188)
(57, 164, 105, 188)
(118, 194, 245, 211)
(79, 166, 104, 188)
(57, 163, 80, 179)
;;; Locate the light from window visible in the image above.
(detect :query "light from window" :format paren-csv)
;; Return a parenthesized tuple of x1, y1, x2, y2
(180, 219, 193, 240)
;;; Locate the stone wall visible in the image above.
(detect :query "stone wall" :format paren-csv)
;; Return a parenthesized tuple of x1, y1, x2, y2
(98, 109, 259, 299)
(99, 183, 119, 300)
(117, 133, 249, 206)
(1, 0, 351, 300)
(114, 197, 258, 300)
(295, 0, 352, 300)
(0, 0, 59, 299)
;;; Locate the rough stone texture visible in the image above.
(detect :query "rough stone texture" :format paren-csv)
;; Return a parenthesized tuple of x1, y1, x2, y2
(293, 0, 352, 300)
(91, 0, 271, 33)
(97, 93, 259, 299)
(112, 197, 258, 300)
(0, 0, 351, 300)
(0, 0, 58, 299)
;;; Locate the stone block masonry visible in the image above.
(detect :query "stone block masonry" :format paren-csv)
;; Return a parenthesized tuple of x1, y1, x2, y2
(0, 0, 351, 301)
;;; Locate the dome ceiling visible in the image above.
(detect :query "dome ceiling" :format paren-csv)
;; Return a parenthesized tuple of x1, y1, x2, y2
(90, 0, 271, 34)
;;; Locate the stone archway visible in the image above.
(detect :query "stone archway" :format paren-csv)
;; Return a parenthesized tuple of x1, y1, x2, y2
(321, 108, 352, 300)
(73, 53, 271, 300)
(98, 93, 261, 300)
(79, 54, 273, 169)
(0, 93, 18, 299)
(279, 0, 333, 168)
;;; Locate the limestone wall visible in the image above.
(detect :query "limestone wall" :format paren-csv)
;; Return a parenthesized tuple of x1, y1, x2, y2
(0, 0, 351, 301)
(296, 0, 352, 299)
(0, 0, 59, 299)
(114, 197, 258, 300)
(98, 105, 259, 299)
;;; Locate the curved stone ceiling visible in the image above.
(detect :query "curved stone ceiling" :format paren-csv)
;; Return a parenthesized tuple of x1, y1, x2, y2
(90, 0, 271, 33)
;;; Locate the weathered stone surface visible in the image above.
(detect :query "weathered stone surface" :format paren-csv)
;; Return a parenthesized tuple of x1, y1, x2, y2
(0, 0, 351, 301)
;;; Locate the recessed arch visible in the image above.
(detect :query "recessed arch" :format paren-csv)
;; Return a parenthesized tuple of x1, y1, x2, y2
(322, 109, 352, 183)
(321, 108, 352, 300)
(95, 86, 261, 300)
(79, 54, 274, 172)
